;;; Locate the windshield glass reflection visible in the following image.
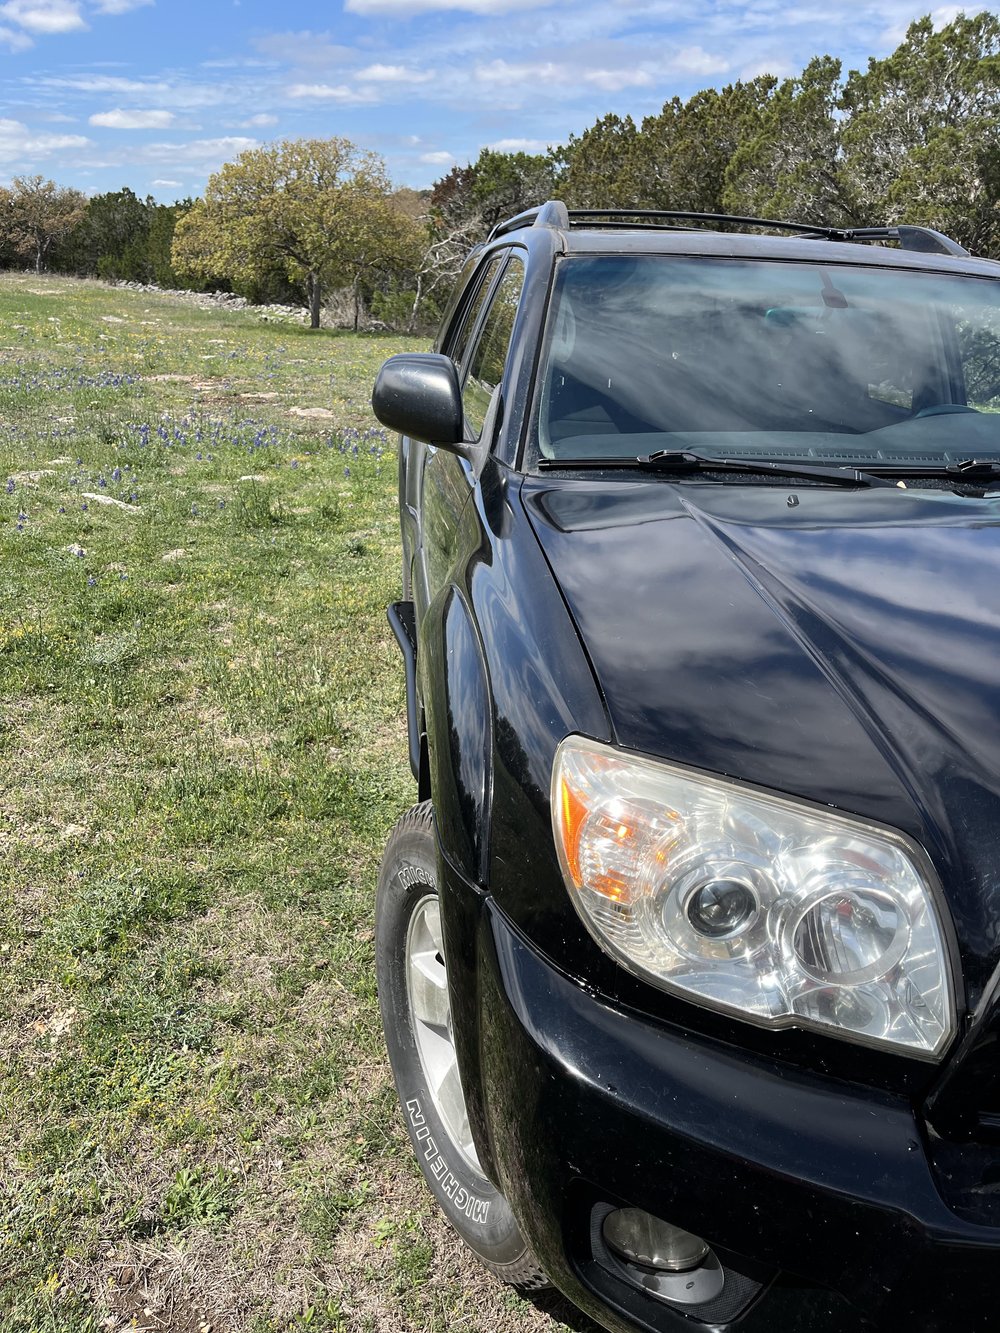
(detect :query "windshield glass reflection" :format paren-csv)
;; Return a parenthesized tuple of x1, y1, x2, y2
(533, 256, 1000, 465)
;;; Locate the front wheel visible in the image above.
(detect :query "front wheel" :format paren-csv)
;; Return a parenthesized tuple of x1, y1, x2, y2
(375, 801, 548, 1289)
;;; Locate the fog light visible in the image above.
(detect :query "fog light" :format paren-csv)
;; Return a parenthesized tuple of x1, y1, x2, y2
(602, 1208, 709, 1272)
(599, 1207, 725, 1307)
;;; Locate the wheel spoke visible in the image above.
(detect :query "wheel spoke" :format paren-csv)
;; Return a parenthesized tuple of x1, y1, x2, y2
(405, 892, 481, 1174)
(409, 949, 450, 1031)
(435, 1058, 474, 1157)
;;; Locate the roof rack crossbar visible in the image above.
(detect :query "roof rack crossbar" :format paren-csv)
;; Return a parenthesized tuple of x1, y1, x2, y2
(486, 201, 971, 257)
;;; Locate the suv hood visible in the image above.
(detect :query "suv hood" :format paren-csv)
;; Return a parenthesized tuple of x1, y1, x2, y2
(522, 475, 1000, 1005)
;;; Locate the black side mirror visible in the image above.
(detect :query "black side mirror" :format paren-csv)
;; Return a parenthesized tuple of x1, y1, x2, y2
(372, 353, 464, 447)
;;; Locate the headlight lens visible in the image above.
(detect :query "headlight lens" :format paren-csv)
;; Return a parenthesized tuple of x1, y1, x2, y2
(552, 736, 956, 1057)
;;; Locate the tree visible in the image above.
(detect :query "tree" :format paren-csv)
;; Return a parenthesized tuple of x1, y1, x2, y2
(841, 12, 1000, 251)
(469, 148, 563, 232)
(562, 113, 639, 207)
(2, 176, 86, 274)
(559, 80, 778, 215)
(634, 80, 778, 213)
(63, 186, 153, 279)
(146, 200, 192, 288)
(724, 57, 850, 223)
(333, 186, 424, 331)
(171, 137, 409, 328)
(429, 148, 563, 244)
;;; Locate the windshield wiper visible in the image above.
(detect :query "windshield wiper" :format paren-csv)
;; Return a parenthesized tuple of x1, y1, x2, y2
(860, 458, 1000, 482)
(537, 450, 898, 488)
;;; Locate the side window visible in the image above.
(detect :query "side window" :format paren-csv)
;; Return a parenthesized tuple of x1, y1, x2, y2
(462, 258, 525, 440)
(445, 254, 505, 367)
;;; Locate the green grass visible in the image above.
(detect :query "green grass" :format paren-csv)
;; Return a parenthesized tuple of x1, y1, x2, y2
(0, 274, 578, 1333)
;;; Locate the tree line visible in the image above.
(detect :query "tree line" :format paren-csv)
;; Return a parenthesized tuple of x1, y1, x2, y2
(2, 12, 998, 330)
(1, 177, 190, 286)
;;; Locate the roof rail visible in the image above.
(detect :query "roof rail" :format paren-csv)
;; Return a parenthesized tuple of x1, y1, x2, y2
(488, 200, 569, 241)
(831, 224, 969, 257)
(486, 201, 971, 257)
(566, 208, 836, 237)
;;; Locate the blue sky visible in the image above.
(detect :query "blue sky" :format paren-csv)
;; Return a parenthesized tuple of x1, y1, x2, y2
(0, 0, 994, 200)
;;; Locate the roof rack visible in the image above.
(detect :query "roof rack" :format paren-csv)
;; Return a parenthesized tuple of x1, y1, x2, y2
(486, 201, 970, 258)
(489, 200, 569, 239)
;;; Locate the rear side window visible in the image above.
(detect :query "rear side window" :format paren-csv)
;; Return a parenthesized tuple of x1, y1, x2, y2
(462, 258, 525, 440)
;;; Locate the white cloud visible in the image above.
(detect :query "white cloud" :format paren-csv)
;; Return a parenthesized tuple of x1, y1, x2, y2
(89, 107, 175, 128)
(33, 73, 229, 109)
(140, 135, 258, 164)
(0, 0, 85, 32)
(287, 82, 378, 103)
(0, 116, 89, 162)
(152, 177, 180, 186)
(92, 0, 153, 11)
(583, 67, 653, 90)
(419, 149, 454, 164)
(39, 73, 169, 92)
(474, 58, 569, 86)
(357, 63, 435, 83)
(488, 137, 552, 151)
(240, 113, 278, 127)
(878, 3, 963, 46)
(347, 0, 547, 12)
(931, 4, 964, 24)
(0, 20, 32, 45)
(668, 44, 731, 75)
(253, 30, 355, 68)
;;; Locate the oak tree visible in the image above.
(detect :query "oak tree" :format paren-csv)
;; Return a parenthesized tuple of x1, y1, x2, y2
(171, 138, 416, 328)
(3, 176, 86, 274)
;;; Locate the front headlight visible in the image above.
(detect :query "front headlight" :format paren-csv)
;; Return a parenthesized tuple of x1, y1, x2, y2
(552, 736, 957, 1058)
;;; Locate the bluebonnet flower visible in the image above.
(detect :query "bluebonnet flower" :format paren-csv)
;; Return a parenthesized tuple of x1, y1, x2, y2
(4, 478, 13, 495)
(111, 466, 121, 482)
(58, 506, 66, 514)
(87, 575, 96, 586)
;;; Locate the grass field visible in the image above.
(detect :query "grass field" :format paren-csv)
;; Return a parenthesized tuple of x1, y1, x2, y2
(0, 274, 579, 1333)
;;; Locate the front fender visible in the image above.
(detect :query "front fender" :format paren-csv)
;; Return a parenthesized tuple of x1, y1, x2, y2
(422, 583, 493, 886)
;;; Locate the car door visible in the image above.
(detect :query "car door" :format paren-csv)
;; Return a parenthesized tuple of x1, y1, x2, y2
(412, 251, 525, 625)
(400, 251, 507, 605)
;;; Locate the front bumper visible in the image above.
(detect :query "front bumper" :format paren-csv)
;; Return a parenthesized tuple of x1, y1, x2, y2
(442, 857, 1000, 1332)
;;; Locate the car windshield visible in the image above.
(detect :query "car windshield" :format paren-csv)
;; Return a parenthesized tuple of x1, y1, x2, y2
(531, 254, 1000, 467)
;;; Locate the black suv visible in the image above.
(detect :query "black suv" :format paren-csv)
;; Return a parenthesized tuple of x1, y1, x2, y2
(370, 201, 1000, 1333)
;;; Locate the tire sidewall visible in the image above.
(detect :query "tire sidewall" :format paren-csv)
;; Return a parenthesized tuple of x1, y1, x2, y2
(375, 806, 528, 1266)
